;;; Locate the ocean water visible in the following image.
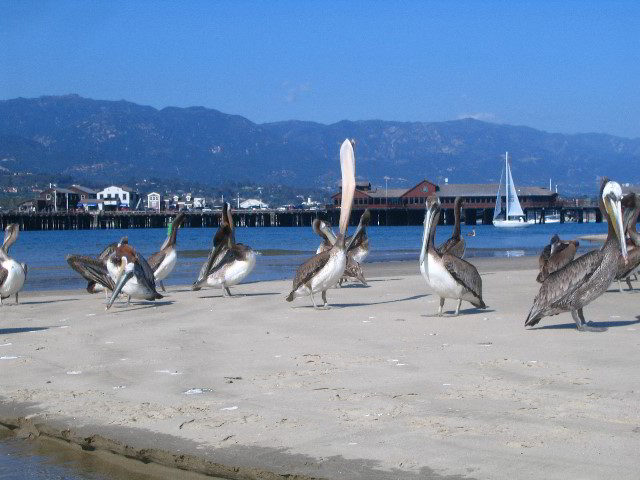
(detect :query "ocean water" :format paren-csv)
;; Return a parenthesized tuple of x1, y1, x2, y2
(5, 222, 608, 293)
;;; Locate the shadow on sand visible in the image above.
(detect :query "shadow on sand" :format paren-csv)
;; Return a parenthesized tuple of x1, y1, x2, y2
(529, 316, 640, 331)
(0, 327, 50, 335)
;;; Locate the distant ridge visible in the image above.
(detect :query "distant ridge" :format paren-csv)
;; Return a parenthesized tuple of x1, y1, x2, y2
(1, 95, 639, 195)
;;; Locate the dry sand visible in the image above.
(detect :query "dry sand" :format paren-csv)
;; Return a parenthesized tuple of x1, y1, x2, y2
(1, 257, 640, 479)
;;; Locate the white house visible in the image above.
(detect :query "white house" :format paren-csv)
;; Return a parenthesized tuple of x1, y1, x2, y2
(193, 197, 206, 208)
(147, 192, 163, 211)
(97, 186, 140, 210)
(239, 198, 269, 209)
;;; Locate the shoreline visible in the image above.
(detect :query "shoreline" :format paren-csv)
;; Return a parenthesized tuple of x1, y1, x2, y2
(2, 256, 639, 479)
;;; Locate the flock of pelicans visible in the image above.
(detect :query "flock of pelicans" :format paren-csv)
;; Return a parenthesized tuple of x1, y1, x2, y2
(1, 139, 637, 333)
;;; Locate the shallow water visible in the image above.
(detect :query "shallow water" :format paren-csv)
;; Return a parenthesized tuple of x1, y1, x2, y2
(6, 222, 607, 292)
(0, 429, 181, 480)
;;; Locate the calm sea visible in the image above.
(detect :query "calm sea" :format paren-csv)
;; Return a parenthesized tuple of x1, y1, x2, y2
(6, 222, 608, 293)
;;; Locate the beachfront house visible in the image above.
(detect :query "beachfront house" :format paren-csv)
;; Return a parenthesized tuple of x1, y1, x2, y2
(147, 192, 164, 211)
(97, 186, 140, 211)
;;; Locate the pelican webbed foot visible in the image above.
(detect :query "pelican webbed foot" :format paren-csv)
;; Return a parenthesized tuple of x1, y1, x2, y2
(572, 309, 607, 333)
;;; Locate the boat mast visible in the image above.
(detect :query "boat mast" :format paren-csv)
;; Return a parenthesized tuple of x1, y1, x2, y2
(505, 152, 509, 220)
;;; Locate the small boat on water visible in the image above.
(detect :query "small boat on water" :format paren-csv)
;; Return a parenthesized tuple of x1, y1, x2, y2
(493, 152, 534, 228)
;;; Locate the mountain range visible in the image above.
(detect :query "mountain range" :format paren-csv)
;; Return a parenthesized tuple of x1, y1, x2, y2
(1, 94, 638, 195)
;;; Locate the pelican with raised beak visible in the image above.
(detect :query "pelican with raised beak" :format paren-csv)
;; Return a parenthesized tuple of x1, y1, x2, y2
(192, 203, 256, 296)
(287, 139, 359, 308)
(525, 178, 628, 332)
(148, 213, 186, 291)
(420, 197, 486, 315)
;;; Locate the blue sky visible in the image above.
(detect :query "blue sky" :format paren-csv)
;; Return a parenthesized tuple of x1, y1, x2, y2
(1, 0, 639, 138)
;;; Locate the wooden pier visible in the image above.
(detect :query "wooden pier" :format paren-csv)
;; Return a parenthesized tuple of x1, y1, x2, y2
(0, 205, 602, 231)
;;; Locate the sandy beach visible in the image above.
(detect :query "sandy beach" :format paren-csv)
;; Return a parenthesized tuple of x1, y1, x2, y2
(1, 257, 640, 479)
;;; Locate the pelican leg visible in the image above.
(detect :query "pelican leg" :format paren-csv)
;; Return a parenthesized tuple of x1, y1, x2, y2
(127, 295, 131, 306)
(438, 297, 445, 316)
(0, 296, 3, 306)
(15, 292, 19, 304)
(160, 281, 166, 292)
(617, 280, 624, 293)
(310, 292, 320, 309)
(321, 290, 329, 309)
(572, 308, 606, 332)
(626, 277, 634, 291)
(454, 299, 462, 316)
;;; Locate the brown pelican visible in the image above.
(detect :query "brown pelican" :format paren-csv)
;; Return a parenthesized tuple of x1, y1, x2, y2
(67, 243, 162, 309)
(192, 203, 255, 296)
(525, 178, 628, 332)
(346, 209, 371, 264)
(313, 216, 368, 286)
(287, 139, 358, 308)
(615, 193, 640, 291)
(420, 197, 486, 315)
(80, 236, 128, 295)
(436, 197, 465, 258)
(0, 224, 27, 305)
(536, 234, 579, 283)
(148, 213, 186, 291)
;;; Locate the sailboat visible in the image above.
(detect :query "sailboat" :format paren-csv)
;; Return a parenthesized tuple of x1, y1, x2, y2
(493, 152, 533, 228)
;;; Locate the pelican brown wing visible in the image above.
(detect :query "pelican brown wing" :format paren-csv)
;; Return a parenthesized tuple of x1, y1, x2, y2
(0, 265, 7, 289)
(526, 249, 604, 326)
(146, 250, 166, 272)
(441, 253, 485, 308)
(66, 254, 116, 291)
(289, 250, 332, 294)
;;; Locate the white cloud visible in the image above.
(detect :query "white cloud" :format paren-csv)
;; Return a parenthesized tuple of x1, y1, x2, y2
(284, 82, 312, 103)
(457, 112, 497, 122)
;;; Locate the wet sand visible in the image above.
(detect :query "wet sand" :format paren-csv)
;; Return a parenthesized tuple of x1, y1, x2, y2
(1, 257, 640, 479)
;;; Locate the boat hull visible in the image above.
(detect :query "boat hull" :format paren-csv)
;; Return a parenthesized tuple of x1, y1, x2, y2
(493, 219, 534, 228)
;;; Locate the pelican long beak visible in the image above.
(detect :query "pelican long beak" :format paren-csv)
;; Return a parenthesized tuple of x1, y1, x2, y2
(607, 195, 628, 262)
(106, 269, 134, 310)
(320, 222, 337, 245)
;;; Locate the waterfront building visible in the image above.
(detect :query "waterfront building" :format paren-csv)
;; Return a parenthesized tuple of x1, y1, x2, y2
(97, 186, 140, 211)
(147, 192, 164, 211)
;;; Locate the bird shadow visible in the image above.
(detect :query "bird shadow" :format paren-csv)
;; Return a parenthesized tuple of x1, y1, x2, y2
(366, 278, 402, 282)
(107, 301, 174, 312)
(18, 298, 79, 305)
(421, 307, 496, 318)
(0, 327, 50, 335)
(529, 317, 640, 330)
(197, 292, 280, 299)
(327, 293, 430, 309)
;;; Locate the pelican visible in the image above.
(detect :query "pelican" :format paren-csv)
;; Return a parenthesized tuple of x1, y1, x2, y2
(420, 197, 486, 315)
(0, 224, 27, 305)
(67, 243, 162, 310)
(313, 216, 368, 286)
(525, 178, 628, 332)
(615, 193, 640, 291)
(536, 234, 579, 283)
(436, 196, 465, 258)
(192, 203, 256, 296)
(79, 236, 128, 295)
(287, 139, 358, 308)
(148, 213, 186, 291)
(346, 209, 371, 264)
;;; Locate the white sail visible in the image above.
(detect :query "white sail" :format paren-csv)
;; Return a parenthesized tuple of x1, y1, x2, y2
(506, 161, 524, 217)
(493, 166, 504, 220)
